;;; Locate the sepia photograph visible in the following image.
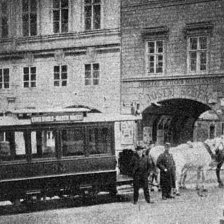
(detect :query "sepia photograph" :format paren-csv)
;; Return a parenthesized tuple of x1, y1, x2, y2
(0, 0, 224, 223)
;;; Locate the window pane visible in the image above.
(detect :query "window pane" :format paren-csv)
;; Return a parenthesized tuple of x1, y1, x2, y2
(31, 74, 36, 80)
(157, 41, 163, 53)
(31, 67, 36, 74)
(54, 81, 59, 86)
(190, 37, 197, 50)
(31, 82, 36, 87)
(24, 82, 29, 88)
(61, 72, 67, 79)
(53, 0, 60, 8)
(148, 42, 155, 54)
(54, 66, 60, 73)
(190, 52, 197, 71)
(15, 132, 26, 156)
(85, 79, 91, 85)
(61, 0, 68, 8)
(93, 79, 99, 85)
(24, 74, 29, 81)
(62, 129, 84, 156)
(62, 80, 67, 86)
(93, 5, 101, 29)
(199, 37, 207, 50)
(22, 0, 29, 12)
(22, 15, 29, 36)
(61, 23, 68, 33)
(42, 131, 56, 157)
(54, 73, 60, 80)
(85, 5, 92, 30)
(200, 52, 207, 71)
(61, 65, 67, 72)
(4, 83, 9, 88)
(31, 0, 37, 12)
(24, 67, 29, 74)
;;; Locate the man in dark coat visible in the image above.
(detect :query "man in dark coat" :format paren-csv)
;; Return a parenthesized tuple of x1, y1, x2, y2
(157, 142, 176, 200)
(130, 145, 155, 204)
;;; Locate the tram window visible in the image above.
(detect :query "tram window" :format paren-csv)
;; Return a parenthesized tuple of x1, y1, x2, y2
(88, 127, 111, 155)
(0, 131, 11, 160)
(14, 132, 26, 159)
(62, 128, 84, 156)
(31, 130, 56, 158)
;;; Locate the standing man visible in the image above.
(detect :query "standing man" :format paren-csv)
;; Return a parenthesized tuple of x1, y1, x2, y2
(157, 142, 176, 200)
(130, 145, 154, 204)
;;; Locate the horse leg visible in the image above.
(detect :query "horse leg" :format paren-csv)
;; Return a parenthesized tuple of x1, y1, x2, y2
(216, 161, 224, 187)
(196, 168, 201, 190)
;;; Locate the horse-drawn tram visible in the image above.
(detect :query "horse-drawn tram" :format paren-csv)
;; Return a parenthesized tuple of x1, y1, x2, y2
(0, 108, 137, 204)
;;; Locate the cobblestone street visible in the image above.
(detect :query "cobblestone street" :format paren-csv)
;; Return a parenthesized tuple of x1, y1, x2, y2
(0, 170, 223, 224)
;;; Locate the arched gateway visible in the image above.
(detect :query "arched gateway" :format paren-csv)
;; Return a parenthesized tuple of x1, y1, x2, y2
(122, 77, 224, 146)
(142, 98, 213, 146)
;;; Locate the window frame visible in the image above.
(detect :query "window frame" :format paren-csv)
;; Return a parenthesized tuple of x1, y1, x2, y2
(22, 0, 38, 37)
(84, 0, 101, 31)
(23, 66, 37, 88)
(52, 0, 69, 34)
(145, 39, 166, 76)
(187, 35, 209, 74)
(0, 1, 9, 38)
(0, 68, 10, 89)
(84, 63, 100, 86)
(53, 65, 68, 87)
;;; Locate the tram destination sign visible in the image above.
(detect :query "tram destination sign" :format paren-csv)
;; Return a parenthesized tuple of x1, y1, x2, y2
(31, 113, 84, 123)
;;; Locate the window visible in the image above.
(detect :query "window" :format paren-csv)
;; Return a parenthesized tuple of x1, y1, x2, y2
(188, 36, 207, 73)
(85, 63, 100, 85)
(0, 1, 8, 38)
(84, 0, 101, 31)
(31, 130, 56, 158)
(22, 0, 37, 36)
(0, 68, 9, 89)
(53, 0, 68, 33)
(54, 65, 67, 86)
(62, 128, 84, 156)
(88, 127, 111, 155)
(146, 40, 164, 74)
(23, 67, 36, 88)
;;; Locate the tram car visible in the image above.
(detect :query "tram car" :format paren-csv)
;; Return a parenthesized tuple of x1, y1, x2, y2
(0, 108, 125, 204)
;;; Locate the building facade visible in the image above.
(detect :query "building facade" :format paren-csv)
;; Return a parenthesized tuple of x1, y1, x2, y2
(0, 0, 120, 114)
(121, 0, 224, 145)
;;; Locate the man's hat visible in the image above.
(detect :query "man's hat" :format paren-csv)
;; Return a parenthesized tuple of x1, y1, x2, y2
(165, 142, 171, 147)
(136, 145, 144, 151)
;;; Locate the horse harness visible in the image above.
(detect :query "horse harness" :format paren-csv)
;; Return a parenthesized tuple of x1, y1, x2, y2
(203, 142, 216, 160)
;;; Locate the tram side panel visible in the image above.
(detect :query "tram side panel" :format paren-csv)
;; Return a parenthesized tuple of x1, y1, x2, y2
(0, 122, 117, 202)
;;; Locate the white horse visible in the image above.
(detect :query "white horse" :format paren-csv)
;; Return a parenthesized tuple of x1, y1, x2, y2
(149, 137, 223, 195)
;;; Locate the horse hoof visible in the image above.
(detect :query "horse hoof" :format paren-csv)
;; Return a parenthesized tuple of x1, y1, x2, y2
(175, 193, 180, 196)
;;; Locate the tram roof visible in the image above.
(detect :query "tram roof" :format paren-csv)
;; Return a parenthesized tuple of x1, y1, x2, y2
(0, 112, 141, 126)
(10, 107, 90, 114)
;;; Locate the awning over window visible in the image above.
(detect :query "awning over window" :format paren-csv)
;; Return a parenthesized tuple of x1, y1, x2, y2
(141, 26, 169, 39)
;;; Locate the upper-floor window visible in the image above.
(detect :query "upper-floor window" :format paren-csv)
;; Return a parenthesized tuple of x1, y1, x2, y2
(146, 40, 164, 74)
(188, 36, 207, 73)
(84, 0, 101, 31)
(53, 0, 68, 33)
(0, 1, 9, 38)
(54, 65, 67, 86)
(22, 0, 37, 36)
(0, 68, 9, 89)
(85, 63, 100, 85)
(23, 67, 36, 88)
